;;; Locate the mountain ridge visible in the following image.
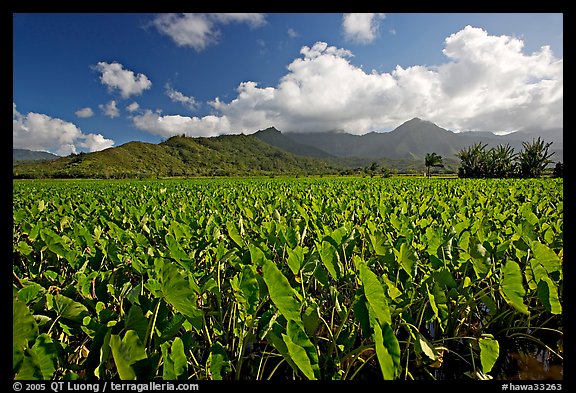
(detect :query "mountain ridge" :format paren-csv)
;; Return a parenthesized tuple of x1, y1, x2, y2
(13, 117, 563, 179)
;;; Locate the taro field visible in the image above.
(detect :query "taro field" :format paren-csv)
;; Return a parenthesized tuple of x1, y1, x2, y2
(12, 177, 563, 381)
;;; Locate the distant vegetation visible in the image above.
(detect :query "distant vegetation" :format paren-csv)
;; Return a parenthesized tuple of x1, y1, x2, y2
(13, 120, 561, 179)
(456, 137, 558, 178)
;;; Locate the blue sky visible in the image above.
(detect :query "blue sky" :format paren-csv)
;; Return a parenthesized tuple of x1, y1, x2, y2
(13, 13, 563, 155)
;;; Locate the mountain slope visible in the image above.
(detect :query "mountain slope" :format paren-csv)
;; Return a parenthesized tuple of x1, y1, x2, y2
(13, 148, 60, 162)
(253, 127, 334, 158)
(284, 118, 563, 162)
(12, 134, 342, 179)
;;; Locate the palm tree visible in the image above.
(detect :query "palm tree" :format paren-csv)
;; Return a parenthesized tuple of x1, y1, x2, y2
(516, 137, 555, 178)
(456, 143, 488, 178)
(487, 144, 516, 178)
(424, 152, 444, 177)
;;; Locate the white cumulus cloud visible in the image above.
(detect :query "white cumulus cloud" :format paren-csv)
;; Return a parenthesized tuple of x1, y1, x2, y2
(132, 26, 562, 137)
(165, 84, 199, 111)
(99, 100, 120, 118)
(75, 107, 94, 118)
(152, 13, 266, 52)
(132, 110, 231, 138)
(342, 13, 386, 44)
(126, 102, 140, 112)
(93, 61, 152, 98)
(13, 103, 115, 155)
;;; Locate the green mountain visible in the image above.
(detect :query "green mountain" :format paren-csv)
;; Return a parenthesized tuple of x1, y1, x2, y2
(13, 117, 562, 179)
(284, 117, 563, 162)
(12, 133, 343, 179)
(253, 127, 334, 158)
(13, 148, 60, 162)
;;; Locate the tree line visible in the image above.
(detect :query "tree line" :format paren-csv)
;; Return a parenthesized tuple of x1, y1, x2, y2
(426, 137, 562, 178)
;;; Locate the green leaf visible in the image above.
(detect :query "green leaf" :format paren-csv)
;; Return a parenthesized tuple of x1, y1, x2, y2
(249, 244, 266, 267)
(208, 342, 231, 380)
(319, 240, 340, 280)
(28, 334, 58, 379)
(427, 282, 449, 330)
(232, 265, 261, 315)
(432, 269, 457, 288)
(46, 294, 89, 323)
(479, 335, 499, 373)
(165, 234, 190, 264)
(262, 259, 301, 323)
(302, 302, 320, 336)
(125, 305, 149, 342)
(287, 246, 304, 276)
(159, 263, 203, 328)
(109, 330, 148, 380)
(537, 277, 562, 315)
(282, 320, 319, 380)
(227, 221, 244, 248)
(17, 283, 46, 305)
(396, 242, 417, 278)
(369, 231, 389, 256)
(13, 297, 38, 370)
(415, 333, 438, 361)
(359, 262, 391, 326)
(469, 238, 491, 278)
(500, 261, 529, 315)
(373, 322, 401, 380)
(353, 294, 371, 337)
(530, 241, 562, 279)
(161, 337, 187, 380)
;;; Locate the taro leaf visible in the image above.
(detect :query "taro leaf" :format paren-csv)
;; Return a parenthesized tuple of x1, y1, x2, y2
(109, 330, 148, 380)
(13, 297, 38, 370)
(373, 322, 401, 380)
(165, 234, 190, 265)
(537, 276, 562, 315)
(353, 293, 371, 337)
(319, 240, 340, 280)
(479, 335, 499, 373)
(530, 241, 562, 281)
(94, 329, 112, 379)
(46, 293, 89, 323)
(157, 314, 186, 345)
(208, 341, 231, 380)
(227, 221, 244, 248)
(432, 269, 457, 289)
(359, 262, 391, 326)
(458, 230, 471, 250)
(395, 242, 417, 278)
(17, 240, 33, 256)
(425, 227, 443, 257)
(232, 265, 260, 315)
(15, 334, 58, 380)
(125, 305, 149, 342)
(265, 322, 299, 372)
(282, 320, 320, 380)
(159, 263, 203, 329)
(415, 332, 438, 361)
(287, 246, 304, 276)
(161, 337, 187, 380)
(249, 244, 266, 268)
(262, 259, 301, 323)
(427, 282, 449, 330)
(17, 282, 46, 305)
(500, 261, 529, 315)
(14, 333, 58, 380)
(282, 227, 299, 249)
(302, 302, 320, 336)
(469, 237, 491, 279)
(369, 230, 389, 256)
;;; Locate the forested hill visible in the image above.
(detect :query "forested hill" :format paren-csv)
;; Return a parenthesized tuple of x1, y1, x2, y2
(12, 134, 343, 179)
